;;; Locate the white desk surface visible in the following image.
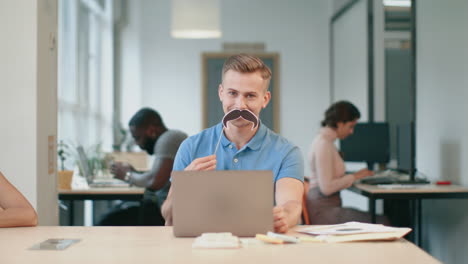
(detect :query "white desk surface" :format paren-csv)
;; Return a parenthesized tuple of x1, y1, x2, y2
(0, 226, 440, 264)
(354, 183, 468, 194)
(58, 187, 145, 195)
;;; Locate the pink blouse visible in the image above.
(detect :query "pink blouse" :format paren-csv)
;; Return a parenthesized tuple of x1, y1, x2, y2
(307, 127, 355, 196)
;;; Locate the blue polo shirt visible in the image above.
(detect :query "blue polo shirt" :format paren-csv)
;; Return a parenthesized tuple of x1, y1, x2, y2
(173, 123, 304, 183)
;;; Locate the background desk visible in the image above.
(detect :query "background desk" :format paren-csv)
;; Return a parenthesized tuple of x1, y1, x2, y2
(349, 183, 468, 246)
(58, 188, 145, 225)
(1, 226, 440, 264)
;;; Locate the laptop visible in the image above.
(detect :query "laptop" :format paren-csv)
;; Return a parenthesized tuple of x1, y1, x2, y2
(172, 170, 274, 237)
(88, 178, 130, 188)
(77, 146, 130, 188)
(76, 146, 93, 183)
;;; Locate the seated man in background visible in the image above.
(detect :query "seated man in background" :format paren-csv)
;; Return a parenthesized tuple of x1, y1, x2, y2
(161, 54, 304, 233)
(99, 108, 187, 225)
(0, 171, 37, 227)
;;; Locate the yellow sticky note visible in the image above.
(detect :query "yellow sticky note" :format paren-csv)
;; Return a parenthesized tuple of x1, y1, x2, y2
(255, 234, 284, 244)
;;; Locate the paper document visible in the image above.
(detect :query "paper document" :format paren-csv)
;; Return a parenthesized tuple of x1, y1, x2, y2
(298, 222, 411, 243)
(301, 222, 398, 235)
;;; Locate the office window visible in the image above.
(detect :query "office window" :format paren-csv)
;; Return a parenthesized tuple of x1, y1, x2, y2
(58, 0, 113, 161)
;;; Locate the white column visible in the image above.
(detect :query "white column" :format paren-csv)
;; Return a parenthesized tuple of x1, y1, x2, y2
(0, 0, 58, 225)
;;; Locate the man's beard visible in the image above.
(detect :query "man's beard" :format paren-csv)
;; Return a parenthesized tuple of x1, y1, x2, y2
(143, 138, 156, 155)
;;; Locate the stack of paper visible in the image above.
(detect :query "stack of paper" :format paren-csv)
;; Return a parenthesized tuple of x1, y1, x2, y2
(298, 222, 411, 243)
(192, 233, 241, 249)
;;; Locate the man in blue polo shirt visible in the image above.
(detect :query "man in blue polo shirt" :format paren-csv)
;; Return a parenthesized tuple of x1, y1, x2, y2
(162, 54, 304, 233)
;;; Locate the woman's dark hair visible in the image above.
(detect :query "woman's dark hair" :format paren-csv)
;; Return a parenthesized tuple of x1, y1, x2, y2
(321, 101, 360, 128)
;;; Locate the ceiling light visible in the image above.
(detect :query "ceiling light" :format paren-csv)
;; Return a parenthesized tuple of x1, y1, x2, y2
(171, 0, 222, 39)
(383, 0, 411, 7)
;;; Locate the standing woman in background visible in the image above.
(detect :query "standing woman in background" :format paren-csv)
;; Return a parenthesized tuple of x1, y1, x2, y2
(306, 101, 387, 225)
(0, 171, 38, 227)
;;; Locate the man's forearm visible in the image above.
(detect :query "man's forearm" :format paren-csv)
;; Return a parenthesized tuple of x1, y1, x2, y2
(282, 200, 302, 227)
(128, 171, 152, 188)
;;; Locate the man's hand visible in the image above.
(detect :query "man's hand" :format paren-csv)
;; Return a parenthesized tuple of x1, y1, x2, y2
(111, 162, 133, 180)
(184, 155, 217, 171)
(162, 186, 174, 226)
(273, 206, 288, 233)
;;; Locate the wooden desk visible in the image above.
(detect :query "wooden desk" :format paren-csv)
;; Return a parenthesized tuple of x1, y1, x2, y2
(58, 187, 145, 201)
(349, 184, 468, 246)
(58, 188, 145, 225)
(0, 226, 440, 264)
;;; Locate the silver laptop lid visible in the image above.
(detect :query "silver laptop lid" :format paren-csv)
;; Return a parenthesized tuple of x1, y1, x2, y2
(76, 146, 92, 184)
(172, 170, 274, 237)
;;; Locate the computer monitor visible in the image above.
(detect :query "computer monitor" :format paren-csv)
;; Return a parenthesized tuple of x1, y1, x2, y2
(391, 122, 429, 184)
(340, 122, 390, 169)
(396, 122, 414, 175)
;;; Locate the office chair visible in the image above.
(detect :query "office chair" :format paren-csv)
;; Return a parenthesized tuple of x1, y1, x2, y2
(301, 178, 311, 225)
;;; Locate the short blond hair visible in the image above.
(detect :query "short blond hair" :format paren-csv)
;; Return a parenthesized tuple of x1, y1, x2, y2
(222, 54, 272, 90)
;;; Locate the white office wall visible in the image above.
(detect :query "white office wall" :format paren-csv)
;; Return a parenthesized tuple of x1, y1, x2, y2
(331, 0, 385, 122)
(417, 0, 468, 263)
(0, 1, 58, 225)
(118, 0, 144, 126)
(332, 0, 368, 121)
(333, 0, 353, 13)
(0, 2, 37, 206)
(373, 0, 385, 122)
(121, 0, 332, 176)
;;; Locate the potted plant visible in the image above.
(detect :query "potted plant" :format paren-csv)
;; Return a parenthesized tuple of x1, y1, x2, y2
(57, 140, 74, 190)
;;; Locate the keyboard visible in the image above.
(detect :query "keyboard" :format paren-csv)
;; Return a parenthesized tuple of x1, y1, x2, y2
(360, 170, 430, 185)
(88, 178, 130, 188)
(361, 176, 398, 185)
